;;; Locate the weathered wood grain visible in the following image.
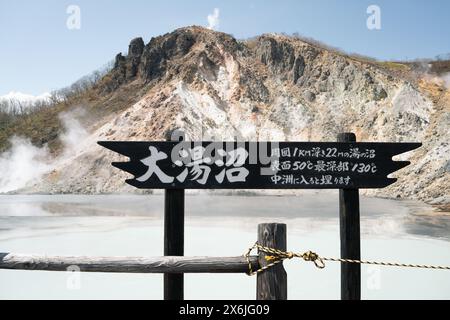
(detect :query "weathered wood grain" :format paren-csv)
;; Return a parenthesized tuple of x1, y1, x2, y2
(338, 133, 361, 301)
(0, 253, 258, 274)
(256, 223, 287, 300)
(164, 188, 185, 300)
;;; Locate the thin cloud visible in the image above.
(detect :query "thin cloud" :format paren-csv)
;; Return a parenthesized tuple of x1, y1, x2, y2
(207, 8, 220, 30)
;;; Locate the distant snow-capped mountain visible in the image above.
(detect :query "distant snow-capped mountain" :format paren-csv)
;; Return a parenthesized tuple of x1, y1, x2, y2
(0, 91, 52, 113)
(0, 91, 51, 105)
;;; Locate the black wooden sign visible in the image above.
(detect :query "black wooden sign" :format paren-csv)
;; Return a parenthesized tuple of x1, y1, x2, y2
(98, 141, 421, 189)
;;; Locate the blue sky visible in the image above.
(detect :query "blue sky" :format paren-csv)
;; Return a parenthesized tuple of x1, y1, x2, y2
(1, 0, 449, 96)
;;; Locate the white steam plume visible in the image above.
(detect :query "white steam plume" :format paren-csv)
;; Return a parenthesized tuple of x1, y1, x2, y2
(207, 8, 220, 30)
(442, 72, 450, 89)
(0, 137, 52, 193)
(58, 108, 88, 155)
(0, 109, 88, 193)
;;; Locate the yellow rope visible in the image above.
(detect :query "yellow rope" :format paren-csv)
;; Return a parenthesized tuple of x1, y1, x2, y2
(245, 242, 450, 276)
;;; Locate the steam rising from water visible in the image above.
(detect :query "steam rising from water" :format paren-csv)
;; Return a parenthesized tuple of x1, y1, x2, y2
(0, 109, 88, 193)
(0, 138, 51, 193)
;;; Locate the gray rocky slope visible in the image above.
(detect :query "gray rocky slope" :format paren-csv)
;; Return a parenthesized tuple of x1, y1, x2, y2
(26, 26, 449, 204)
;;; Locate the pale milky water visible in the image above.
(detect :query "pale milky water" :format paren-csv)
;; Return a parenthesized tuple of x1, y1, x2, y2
(0, 194, 449, 300)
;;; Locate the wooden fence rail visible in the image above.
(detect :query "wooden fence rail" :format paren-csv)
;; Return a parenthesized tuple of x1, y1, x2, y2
(0, 223, 287, 300)
(0, 253, 258, 274)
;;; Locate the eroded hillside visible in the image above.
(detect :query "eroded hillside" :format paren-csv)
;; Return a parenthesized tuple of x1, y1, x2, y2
(4, 26, 447, 204)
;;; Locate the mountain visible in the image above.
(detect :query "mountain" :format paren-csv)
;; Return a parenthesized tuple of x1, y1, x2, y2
(2, 26, 449, 205)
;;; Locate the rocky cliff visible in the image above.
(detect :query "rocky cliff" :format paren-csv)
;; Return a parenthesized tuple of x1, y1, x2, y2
(23, 26, 449, 204)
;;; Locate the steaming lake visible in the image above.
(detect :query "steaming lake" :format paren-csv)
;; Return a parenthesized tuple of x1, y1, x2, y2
(0, 194, 449, 300)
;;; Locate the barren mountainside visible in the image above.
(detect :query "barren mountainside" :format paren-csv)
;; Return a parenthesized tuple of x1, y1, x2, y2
(17, 26, 449, 204)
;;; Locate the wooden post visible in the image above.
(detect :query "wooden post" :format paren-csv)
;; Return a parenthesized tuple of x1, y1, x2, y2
(338, 132, 361, 300)
(164, 189, 185, 300)
(257, 223, 287, 300)
(163, 130, 185, 300)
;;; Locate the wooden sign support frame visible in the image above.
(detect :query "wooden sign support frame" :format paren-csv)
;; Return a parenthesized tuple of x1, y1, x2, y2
(97, 132, 421, 300)
(338, 133, 361, 300)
